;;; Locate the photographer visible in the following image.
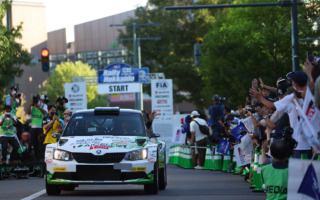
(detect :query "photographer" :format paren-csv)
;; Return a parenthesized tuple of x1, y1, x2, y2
(4, 86, 21, 116)
(262, 140, 291, 200)
(56, 96, 68, 119)
(0, 105, 19, 164)
(208, 94, 225, 143)
(41, 105, 62, 158)
(27, 94, 48, 161)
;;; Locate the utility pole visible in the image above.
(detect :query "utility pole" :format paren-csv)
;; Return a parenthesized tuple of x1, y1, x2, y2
(110, 23, 160, 110)
(165, 1, 304, 72)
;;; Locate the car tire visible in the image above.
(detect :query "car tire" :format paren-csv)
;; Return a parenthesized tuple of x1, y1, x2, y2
(144, 162, 159, 194)
(159, 152, 167, 190)
(46, 174, 61, 195)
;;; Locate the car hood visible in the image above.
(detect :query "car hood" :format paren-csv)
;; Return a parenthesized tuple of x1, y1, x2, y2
(56, 136, 149, 154)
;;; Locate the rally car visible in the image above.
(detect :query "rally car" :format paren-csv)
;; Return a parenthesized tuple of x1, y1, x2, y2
(45, 107, 167, 195)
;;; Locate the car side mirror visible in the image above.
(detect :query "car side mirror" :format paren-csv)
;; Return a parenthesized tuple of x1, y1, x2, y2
(52, 133, 61, 140)
(150, 133, 160, 138)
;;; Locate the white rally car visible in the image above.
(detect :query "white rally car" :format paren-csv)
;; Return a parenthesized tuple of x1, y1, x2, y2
(45, 107, 167, 195)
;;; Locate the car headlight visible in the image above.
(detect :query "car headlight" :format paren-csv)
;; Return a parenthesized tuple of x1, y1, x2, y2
(125, 149, 148, 161)
(53, 149, 73, 161)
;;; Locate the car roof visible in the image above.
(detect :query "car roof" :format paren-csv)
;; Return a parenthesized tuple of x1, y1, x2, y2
(73, 107, 142, 115)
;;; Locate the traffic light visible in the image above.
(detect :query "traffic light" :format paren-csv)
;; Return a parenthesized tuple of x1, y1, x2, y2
(41, 48, 50, 72)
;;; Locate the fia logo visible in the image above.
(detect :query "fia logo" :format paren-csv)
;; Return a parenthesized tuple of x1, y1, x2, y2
(156, 81, 168, 90)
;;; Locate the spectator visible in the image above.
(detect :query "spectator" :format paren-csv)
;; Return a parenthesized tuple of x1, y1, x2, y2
(56, 96, 68, 119)
(41, 105, 62, 159)
(262, 140, 290, 200)
(208, 94, 224, 142)
(190, 110, 208, 169)
(0, 105, 19, 164)
(250, 71, 312, 159)
(27, 94, 48, 161)
(59, 109, 72, 129)
(4, 86, 21, 115)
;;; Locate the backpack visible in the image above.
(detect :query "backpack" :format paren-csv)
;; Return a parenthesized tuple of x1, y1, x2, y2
(194, 120, 210, 136)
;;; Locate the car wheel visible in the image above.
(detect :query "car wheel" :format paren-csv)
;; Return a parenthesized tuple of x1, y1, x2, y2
(159, 152, 167, 190)
(144, 162, 159, 194)
(46, 174, 61, 195)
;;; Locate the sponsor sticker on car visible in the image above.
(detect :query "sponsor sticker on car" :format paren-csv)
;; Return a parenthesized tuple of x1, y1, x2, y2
(132, 167, 146, 171)
(53, 167, 67, 172)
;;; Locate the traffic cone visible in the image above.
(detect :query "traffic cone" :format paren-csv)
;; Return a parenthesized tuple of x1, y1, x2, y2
(211, 145, 215, 169)
(231, 153, 236, 173)
(182, 146, 187, 168)
(250, 148, 258, 189)
(253, 150, 264, 192)
(204, 145, 213, 170)
(184, 145, 194, 169)
(318, 154, 320, 161)
(234, 161, 241, 175)
(173, 145, 179, 165)
(213, 145, 222, 171)
(242, 167, 248, 176)
(178, 146, 183, 167)
(222, 154, 231, 172)
(301, 153, 308, 160)
(168, 145, 174, 164)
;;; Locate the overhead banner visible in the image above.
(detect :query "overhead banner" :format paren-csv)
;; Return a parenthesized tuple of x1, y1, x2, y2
(65, 82, 87, 112)
(97, 63, 149, 84)
(97, 83, 140, 94)
(151, 79, 173, 137)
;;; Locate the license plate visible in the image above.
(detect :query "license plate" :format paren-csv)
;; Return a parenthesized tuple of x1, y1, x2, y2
(53, 167, 66, 171)
(132, 167, 146, 171)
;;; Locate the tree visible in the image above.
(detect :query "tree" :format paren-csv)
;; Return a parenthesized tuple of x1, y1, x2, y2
(118, 0, 218, 108)
(44, 62, 108, 108)
(200, 0, 320, 108)
(0, 0, 32, 109)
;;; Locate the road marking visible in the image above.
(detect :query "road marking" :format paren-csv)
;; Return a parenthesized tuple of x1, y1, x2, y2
(21, 189, 46, 200)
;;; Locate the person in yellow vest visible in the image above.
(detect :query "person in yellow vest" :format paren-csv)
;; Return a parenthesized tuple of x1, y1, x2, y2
(0, 105, 19, 164)
(27, 94, 48, 161)
(262, 140, 290, 200)
(41, 105, 62, 159)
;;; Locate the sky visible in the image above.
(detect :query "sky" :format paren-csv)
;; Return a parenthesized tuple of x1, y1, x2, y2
(17, 0, 149, 42)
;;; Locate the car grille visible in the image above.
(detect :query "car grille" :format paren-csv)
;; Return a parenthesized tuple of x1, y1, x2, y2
(72, 153, 126, 163)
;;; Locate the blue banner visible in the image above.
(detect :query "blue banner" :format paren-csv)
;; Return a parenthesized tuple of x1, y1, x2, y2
(139, 68, 150, 83)
(232, 122, 247, 141)
(298, 163, 320, 199)
(98, 63, 140, 84)
(217, 139, 231, 155)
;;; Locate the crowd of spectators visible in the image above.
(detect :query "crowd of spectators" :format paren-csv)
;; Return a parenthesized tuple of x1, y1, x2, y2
(0, 93, 72, 164)
(182, 55, 320, 199)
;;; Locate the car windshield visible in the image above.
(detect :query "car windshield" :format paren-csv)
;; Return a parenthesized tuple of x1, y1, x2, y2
(63, 112, 147, 137)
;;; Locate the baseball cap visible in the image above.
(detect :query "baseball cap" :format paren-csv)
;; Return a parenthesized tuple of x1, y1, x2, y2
(291, 70, 308, 87)
(191, 111, 200, 117)
(40, 95, 45, 100)
(63, 109, 72, 115)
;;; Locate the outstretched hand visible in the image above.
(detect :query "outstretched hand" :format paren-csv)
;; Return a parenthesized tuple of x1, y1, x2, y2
(249, 87, 262, 99)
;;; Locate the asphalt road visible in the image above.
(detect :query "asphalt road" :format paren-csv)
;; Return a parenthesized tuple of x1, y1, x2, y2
(0, 165, 266, 200)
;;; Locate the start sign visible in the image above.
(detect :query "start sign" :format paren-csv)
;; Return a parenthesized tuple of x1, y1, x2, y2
(97, 83, 140, 94)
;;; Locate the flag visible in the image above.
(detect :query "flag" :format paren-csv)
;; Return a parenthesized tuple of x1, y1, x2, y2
(298, 163, 320, 200)
(217, 139, 231, 155)
(241, 116, 254, 133)
(232, 122, 247, 141)
(302, 87, 320, 138)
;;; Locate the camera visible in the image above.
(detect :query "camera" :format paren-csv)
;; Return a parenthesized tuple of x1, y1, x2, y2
(32, 94, 40, 106)
(245, 105, 255, 113)
(218, 97, 226, 104)
(271, 126, 297, 153)
(16, 93, 21, 98)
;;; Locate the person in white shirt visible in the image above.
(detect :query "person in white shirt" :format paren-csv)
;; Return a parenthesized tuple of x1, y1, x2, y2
(190, 110, 208, 169)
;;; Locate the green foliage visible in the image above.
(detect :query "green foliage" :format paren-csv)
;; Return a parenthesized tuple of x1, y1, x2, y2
(119, 0, 320, 109)
(45, 62, 108, 108)
(0, 0, 32, 109)
(118, 0, 218, 108)
(200, 0, 320, 108)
